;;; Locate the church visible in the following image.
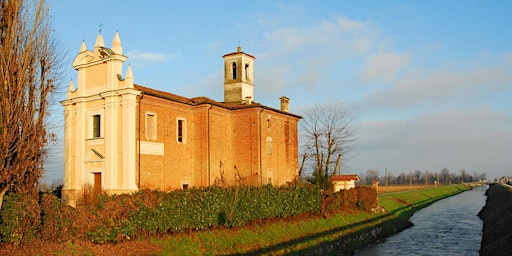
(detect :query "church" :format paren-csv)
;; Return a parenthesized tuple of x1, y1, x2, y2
(60, 33, 301, 206)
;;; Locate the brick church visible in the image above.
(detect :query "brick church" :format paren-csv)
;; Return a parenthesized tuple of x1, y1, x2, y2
(61, 33, 301, 206)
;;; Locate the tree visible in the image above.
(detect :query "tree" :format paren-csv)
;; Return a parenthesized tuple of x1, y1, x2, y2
(397, 172, 408, 185)
(0, 0, 61, 209)
(364, 169, 379, 185)
(413, 170, 422, 184)
(299, 103, 356, 189)
(440, 168, 450, 184)
(460, 169, 468, 182)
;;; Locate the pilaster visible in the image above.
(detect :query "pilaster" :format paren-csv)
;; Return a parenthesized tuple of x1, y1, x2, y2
(75, 101, 86, 202)
(121, 90, 140, 190)
(103, 94, 119, 191)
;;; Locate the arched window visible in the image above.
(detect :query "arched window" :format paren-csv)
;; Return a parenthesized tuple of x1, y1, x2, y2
(245, 63, 249, 80)
(232, 62, 237, 80)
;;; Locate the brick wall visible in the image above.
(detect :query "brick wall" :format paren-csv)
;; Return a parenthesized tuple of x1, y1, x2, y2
(137, 94, 299, 190)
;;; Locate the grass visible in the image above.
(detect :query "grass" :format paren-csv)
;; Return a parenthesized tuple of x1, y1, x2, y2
(3, 184, 470, 255)
(153, 184, 470, 255)
(155, 211, 376, 255)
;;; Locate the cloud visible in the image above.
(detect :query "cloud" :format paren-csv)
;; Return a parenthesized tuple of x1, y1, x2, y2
(252, 15, 382, 102)
(352, 107, 512, 175)
(354, 56, 512, 116)
(126, 50, 176, 67)
(359, 51, 412, 82)
(260, 16, 378, 58)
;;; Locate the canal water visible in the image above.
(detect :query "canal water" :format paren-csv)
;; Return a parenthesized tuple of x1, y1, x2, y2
(355, 185, 487, 256)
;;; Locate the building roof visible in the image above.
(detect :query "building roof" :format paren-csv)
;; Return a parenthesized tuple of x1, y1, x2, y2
(134, 84, 302, 119)
(331, 175, 361, 181)
(222, 48, 256, 59)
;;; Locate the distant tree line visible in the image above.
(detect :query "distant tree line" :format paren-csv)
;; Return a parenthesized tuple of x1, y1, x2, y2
(359, 168, 487, 186)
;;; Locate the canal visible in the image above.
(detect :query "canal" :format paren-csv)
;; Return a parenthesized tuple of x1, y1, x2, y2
(356, 185, 487, 256)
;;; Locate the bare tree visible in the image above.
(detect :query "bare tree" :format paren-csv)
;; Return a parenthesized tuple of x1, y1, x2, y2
(460, 169, 468, 183)
(365, 169, 379, 185)
(0, 0, 61, 209)
(300, 103, 356, 188)
(413, 170, 422, 184)
(440, 168, 450, 184)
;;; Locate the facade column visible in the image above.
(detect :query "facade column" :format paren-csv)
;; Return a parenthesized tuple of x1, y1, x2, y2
(62, 106, 72, 189)
(104, 95, 118, 191)
(61, 104, 74, 205)
(121, 91, 139, 190)
(74, 102, 86, 204)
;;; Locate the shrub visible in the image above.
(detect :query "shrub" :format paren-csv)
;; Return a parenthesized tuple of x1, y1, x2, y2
(1, 184, 373, 244)
(322, 187, 378, 214)
(40, 193, 76, 241)
(0, 192, 40, 245)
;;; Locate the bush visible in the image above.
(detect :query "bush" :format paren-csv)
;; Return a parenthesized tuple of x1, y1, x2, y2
(40, 193, 76, 241)
(322, 187, 378, 214)
(0, 192, 40, 245)
(1, 184, 374, 244)
(75, 185, 322, 242)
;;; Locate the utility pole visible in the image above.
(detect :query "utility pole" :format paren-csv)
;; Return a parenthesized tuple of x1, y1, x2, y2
(385, 166, 388, 186)
(425, 169, 428, 186)
(409, 169, 412, 188)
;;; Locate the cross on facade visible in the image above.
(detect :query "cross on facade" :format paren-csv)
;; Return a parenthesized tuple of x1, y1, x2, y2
(98, 22, 103, 34)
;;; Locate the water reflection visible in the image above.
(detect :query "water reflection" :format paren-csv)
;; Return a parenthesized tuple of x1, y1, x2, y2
(356, 185, 487, 256)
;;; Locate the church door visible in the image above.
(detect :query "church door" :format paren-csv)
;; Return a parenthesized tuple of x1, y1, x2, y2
(94, 173, 102, 195)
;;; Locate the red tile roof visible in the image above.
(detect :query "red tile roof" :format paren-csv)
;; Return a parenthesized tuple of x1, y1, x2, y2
(133, 84, 302, 119)
(331, 175, 360, 181)
(222, 51, 256, 59)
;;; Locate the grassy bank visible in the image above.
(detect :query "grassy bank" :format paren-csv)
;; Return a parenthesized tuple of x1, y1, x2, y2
(153, 184, 469, 255)
(1, 185, 470, 255)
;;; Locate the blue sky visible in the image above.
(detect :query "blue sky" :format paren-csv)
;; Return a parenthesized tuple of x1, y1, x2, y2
(44, 0, 512, 183)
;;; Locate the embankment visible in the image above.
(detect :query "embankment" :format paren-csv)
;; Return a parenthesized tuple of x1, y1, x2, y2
(305, 184, 471, 255)
(478, 184, 512, 256)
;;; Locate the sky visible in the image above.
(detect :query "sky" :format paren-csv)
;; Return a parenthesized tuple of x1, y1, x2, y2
(43, 0, 512, 183)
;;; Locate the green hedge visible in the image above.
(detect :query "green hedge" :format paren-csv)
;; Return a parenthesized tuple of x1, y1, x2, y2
(118, 185, 322, 238)
(0, 193, 40, 245)
(0, 185, 376, 244)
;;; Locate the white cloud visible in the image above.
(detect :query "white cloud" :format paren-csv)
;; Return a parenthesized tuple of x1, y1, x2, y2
(252, 15, 381, 102)
(260, 16, 378, 58)
(359, 51, 412, 82)
(354, 56, 512, 116)
(126, 50, 176, 67)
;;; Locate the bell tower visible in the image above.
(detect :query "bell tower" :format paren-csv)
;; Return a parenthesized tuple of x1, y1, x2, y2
(223, 46, 255, 103)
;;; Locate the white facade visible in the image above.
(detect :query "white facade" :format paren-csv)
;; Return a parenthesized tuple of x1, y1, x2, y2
(61, 33, 139, 206)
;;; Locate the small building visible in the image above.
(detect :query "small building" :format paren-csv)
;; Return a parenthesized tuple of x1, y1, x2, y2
(331, 174, 360, 191)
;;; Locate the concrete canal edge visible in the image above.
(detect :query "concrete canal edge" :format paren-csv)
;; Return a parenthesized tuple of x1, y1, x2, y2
(478, 184, 512, 256)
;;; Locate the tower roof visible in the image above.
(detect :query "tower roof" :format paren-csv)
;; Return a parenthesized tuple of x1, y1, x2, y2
(222, 46, 256, 59)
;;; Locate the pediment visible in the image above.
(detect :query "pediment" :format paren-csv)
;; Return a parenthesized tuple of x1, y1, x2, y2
(85, 149, 104, 163)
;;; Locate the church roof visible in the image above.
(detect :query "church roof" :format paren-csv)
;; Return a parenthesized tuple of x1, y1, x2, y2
(134, 84, 302, 119)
